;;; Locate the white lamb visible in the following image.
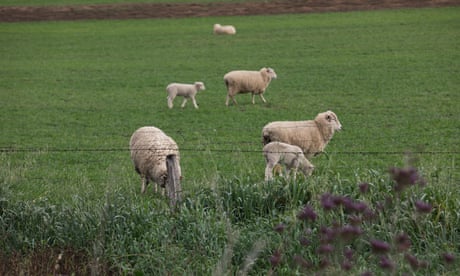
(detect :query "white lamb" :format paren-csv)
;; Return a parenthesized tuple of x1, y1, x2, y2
(166, 82, 205, 109)
(213, 23, 236, 35)
(129, 126, 181, 194)
(264, 142, 314, 181)
(223, 67, 277, 106)
(262, 111, 342, 160)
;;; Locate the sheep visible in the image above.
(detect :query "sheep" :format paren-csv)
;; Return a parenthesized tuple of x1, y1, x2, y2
(213, 23, 236, 35)
(223, 67, 277, 106)
(263, 142, 314, 181)
(129, 126, 181, 194)
(262, 111, 342, 160)
(166, 82, 205, 109)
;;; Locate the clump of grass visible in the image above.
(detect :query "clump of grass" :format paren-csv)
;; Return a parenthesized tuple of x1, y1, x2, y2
(267, 162, 458, 274)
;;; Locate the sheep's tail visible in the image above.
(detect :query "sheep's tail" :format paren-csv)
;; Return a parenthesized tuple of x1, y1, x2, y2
(224, 79, 230, 89)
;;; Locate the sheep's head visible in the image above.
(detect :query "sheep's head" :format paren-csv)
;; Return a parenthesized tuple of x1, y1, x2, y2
(195, 82, 206, 91)
(317, 111, 342, 132)
(261, 67, 277, 80)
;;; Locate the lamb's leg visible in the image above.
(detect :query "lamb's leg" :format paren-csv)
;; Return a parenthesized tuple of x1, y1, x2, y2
(181, 98, 188, 108)
(167, 95, 175, 109)
(191, 97, 199, 109)
(265, 163, 274, 181)
(251, 93, 256, 104)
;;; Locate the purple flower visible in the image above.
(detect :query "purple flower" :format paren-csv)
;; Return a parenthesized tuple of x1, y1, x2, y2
(341, 260, 353, 271)
(379, 255, 394, 270)
(404, 253, 419, 270)
(317, 244, 334, 255)
(344, 247, 354, 260)
(415, 200, 432, 213)
(319, 226, 337, 243)
(299, 236, 310, 246)
(297, 204, 317, 222)
(359, 182, 369, 194)
(370, 239, 391, 254)
(395, 232, 411, 252)
(273, 223, 286, 234)
(321, 193, 336, 210)
(442, 252, 455, 264)
(269, 250, 282, 267)
(339, 225, 363, 241)
(389, 167, 423, 192)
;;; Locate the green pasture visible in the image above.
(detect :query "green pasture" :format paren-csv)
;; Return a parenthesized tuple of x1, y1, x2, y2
(1, 6, 459, 274)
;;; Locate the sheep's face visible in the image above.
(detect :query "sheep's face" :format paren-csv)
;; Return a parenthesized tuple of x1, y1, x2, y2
(321, 111, 342, 131)
(195, 82, 206, 91)
(266, 68, 277, 80)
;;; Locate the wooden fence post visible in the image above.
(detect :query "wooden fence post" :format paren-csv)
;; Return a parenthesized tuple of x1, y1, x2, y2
(166, 154, 182, 208)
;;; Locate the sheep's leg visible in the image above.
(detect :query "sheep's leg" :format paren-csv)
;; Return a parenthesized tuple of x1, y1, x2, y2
(251, 93, 256, 104)
(191, 97, 199, 109)
(167, 95, 175, 109)
(259, 94, 267, 103)
(226, 94, 237, 106)
(181, 98, 188, 108)
(141, 177, 149, 194)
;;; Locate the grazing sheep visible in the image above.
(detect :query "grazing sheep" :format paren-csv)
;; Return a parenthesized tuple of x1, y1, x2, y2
(129, 126, 181, 194)
(224, 67, 277, 106)
(213, 23, 236, 35)
(264, 142, 314, 181)
(166, 82, 206, 109)
(262, 111, 342, 159)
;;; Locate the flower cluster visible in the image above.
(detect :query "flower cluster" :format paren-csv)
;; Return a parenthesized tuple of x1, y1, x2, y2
(268, 165, 456, 274)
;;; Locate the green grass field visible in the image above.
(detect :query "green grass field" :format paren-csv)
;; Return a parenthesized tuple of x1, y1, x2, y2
(1, 6, 459, 274)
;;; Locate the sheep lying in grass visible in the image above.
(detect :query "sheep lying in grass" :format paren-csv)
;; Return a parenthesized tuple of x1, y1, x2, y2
(224, 67, 277, 106)
(213, 23, 236, 35)
(166, 82, 206, 109)
(264, 142, 314, 181)
(129, 126, 181, 194)
(262, 111, 342, 159)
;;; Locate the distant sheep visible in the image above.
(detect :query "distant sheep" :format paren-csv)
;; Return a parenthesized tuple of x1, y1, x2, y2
(224, 67, 277, 106)
(262, 111, 342, 159)
(213, 23, 236, 35)
(129, 126, 181, 194)
(166, 82, 206, 109)
(263, 142, 314, 181)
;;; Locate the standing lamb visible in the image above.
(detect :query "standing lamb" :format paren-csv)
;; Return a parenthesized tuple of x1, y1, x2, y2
(224, 67, 277, 106)
(263, 142, 314, 181)
(129, 126, 181, 194)
(166, 82, 206, 109)
(262, 111, 342, 159)
(213, 23, 236, 35)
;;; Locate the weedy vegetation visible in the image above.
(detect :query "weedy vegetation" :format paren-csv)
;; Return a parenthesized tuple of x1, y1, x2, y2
(0, 4, 459, 275)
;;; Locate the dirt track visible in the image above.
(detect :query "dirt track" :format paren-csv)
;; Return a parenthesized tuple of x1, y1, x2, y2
(1, 0, 459, 22)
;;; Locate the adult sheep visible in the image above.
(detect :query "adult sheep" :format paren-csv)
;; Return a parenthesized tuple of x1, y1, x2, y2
(224, 67, 277, 106)
(263, 142, 314, 181)
(213, 23, 236, 35)
(129, 126, 181, 194)
(262, 111, 342, 160)
(166, 82, 205, 109)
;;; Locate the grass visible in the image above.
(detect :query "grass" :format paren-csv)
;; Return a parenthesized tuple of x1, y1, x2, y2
(1, 6, 459, 275)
